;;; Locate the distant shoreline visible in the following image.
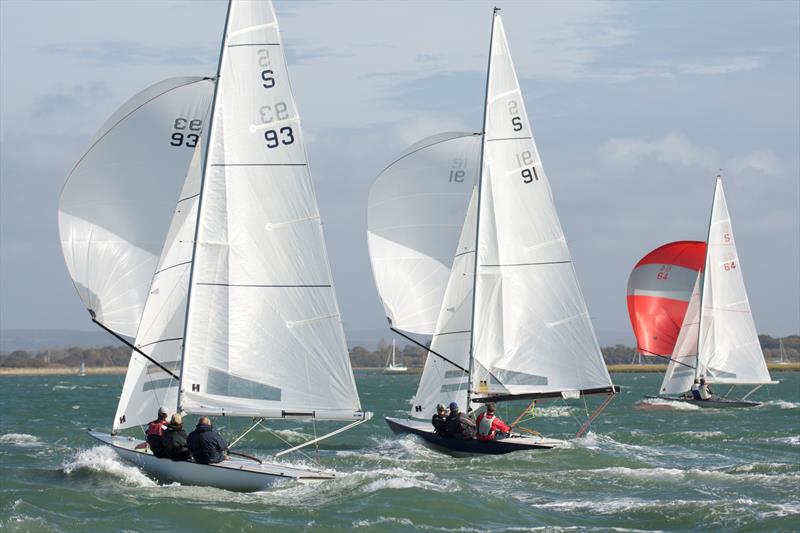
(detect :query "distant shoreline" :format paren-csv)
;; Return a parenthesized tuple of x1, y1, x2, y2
(1, 362, 797, 377)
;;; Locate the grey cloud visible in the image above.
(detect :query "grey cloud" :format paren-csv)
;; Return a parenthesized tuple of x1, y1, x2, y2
(31, 81, 112, 119)
(38, 41, 214, 67)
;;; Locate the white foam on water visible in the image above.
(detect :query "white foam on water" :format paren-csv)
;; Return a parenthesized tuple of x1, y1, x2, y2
(62, 446, 156, 487)
(767, 435, 800, 445)
(268, 428, 314, 443)
(637, 397, 700, 410)
(759, 400, 800, 409)
(0, 433, 43, 447)
(587, 466, 800, 486)
(533, 405, 576, 418)
(353, 517, 416, 529)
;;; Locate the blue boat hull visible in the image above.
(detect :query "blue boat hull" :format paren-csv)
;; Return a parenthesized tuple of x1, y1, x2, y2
(384, 417, 562, 455)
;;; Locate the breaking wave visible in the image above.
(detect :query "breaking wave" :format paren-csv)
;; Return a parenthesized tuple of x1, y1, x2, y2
(0, 433, 43, 447)
(62, 446, 156, 487)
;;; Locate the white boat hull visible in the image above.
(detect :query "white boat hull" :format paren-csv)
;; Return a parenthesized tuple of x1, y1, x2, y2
(89, 431, 333, 492)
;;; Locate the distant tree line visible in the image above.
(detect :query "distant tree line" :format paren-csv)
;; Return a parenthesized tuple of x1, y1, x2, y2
(1, 335, 797, 369)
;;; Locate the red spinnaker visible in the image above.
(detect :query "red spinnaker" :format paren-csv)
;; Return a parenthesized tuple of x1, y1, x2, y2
(627, 241, 707, 356)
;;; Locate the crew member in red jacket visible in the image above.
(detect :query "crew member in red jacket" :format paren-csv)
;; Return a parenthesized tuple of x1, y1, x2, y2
(475, 403, 511, 441)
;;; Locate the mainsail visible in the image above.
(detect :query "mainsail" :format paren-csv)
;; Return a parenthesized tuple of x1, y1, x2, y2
(470, 14, 613, 401)
(697, 178, 772, 385)
(179, 0, 363, 421)
(59, 77, 214, 338)
(627, 241, 707, 357)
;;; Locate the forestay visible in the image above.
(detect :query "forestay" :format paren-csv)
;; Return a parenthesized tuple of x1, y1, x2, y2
(114, 144, 203, 431)
(180, 1, 363, 421)
(697, 179, 772, 385)
(368, 133, 481, 334)
(59, 77, 214, 338)
(471, 14, 613, 398)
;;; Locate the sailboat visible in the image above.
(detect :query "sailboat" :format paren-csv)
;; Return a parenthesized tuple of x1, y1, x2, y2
(368, 9, 617, 455)
(78, 360, 86, 377)
(59, 0, 370, 491)
(643, 177, 778, 408)
(384, 340, 407, 373)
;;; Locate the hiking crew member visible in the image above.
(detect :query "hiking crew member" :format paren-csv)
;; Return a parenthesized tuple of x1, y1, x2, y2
(690, 379, 702, 400)
(187, 416, 229, 464)
(431, 403, 449, 437)
(699, 377, 712, 400)
(475, 403, 511, 441)
(161, 414, 190, 461)
(445, 402, 476, 440)
(145, 406, 169, 458)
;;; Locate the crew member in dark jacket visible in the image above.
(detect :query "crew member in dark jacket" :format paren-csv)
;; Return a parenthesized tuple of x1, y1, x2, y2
(161, 414, 191, 461)
(445, 402, 476, 440)
(431, 403, 449, 437)
(187, 416, 229, 464)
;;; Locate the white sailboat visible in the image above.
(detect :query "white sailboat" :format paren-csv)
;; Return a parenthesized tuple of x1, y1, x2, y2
(653, 177, 778, 407)
(384, 340, 408, 373)
(78, 360, 86, 377)
(60, 0, 370, 491)
(368, 9, 617, 455)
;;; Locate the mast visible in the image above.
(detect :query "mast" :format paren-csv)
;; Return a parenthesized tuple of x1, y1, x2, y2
(177, 0, 233, 414)
(695, 174, 720, 380)
(466, 7, 500, 411)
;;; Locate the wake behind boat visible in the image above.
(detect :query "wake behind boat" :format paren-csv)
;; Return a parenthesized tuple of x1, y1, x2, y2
(366, 8, 618, 456)
(643, 395, 759, 409)
(58, 0, 370, 491)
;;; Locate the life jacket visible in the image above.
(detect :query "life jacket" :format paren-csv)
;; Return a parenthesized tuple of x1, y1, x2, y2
(146, 419, 166, 437)
(477, 413, 495, 439)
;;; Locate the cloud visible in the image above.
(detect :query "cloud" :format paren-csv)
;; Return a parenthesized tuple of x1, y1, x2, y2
(728, 148, 785, 177)
(38, 41, 214, 67)
(31, 81, 112, 119)
(602, 132, 718, 170)
(601, 132, 786, 178)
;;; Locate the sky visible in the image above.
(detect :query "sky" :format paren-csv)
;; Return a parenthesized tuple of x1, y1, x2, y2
(1, 0, 798, 345)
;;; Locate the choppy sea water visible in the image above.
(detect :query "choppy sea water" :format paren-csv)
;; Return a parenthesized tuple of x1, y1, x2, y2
(1, 372, 798, 532)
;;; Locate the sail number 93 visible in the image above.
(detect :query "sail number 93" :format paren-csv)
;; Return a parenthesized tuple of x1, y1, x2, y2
(170, 118, 202, 147)
(264, 127, 294, 148)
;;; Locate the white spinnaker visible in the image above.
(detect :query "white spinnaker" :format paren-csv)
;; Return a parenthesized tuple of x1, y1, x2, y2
(697, 179, 772, 385)
(471, 15, 613, 397)
(114, 143, 202, 431)
(368, 132, 481, 334)
(661, 273, 702, 395)
(181, 0, 362, 421)
(410, 190, 478, 420)
(59, 77, 214, 338)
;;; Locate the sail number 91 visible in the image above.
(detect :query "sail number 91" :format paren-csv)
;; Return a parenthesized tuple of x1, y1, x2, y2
(264, 127, 295, 148)
(516, 150, 538, 184)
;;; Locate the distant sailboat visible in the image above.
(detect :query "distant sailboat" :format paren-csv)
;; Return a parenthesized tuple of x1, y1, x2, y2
(368, 8, 617, 455)
(777, 339, 790, 365)
(384, 340, 407, 373)
(59, 0, 370, 491)
(78, 360, 86, 377)
(639, 177, 778, 407)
